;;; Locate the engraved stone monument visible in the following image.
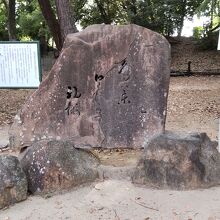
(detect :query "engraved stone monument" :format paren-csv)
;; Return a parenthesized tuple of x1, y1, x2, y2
(9, 24, 170, 150)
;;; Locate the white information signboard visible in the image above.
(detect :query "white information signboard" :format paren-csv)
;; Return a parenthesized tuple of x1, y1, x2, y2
(0, 41, 42, 88)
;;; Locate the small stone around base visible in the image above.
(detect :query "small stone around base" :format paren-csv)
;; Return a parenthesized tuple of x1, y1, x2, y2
(132, 132, 220, 190)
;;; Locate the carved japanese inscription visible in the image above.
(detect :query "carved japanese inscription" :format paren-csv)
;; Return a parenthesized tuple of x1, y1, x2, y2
(9, 24, 170, 150)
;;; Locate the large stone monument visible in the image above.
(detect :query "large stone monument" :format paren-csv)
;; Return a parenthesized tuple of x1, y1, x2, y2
(9, 24, 170, 150)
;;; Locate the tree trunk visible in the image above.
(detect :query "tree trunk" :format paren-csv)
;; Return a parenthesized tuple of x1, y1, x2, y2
(2, 0, 16, 40)
(177, 15, 185, 37)
(55, 0, 78, 43)
(210, 0, 214, 28)
(38, 0, 63, 51)
(177, 0, 187, 37)
(8, 0, 16, 40)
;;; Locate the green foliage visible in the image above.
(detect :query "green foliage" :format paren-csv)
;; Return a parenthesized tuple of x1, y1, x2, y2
(70, 0, 88, 22)
(196, 0, 220, 29)
(197, 0, 220, 16)
(17, 0, 50, 40)
(0, 2, 8, 40)
(0, 0, 51, 41)
(0, 0, 218, 43)
(124, 0, 181, 35)
(80, 0, 126, 28)
(197, 31, 218, 49)
(80, 0, 204, 36)
(193, 26, 204, 39)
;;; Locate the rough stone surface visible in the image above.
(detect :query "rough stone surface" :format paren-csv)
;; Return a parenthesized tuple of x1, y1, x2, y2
(9, 24, 170, 150)
(0, 155, 27, 209)
(132, 132, 220, 190)
(20, 140, 100, 194)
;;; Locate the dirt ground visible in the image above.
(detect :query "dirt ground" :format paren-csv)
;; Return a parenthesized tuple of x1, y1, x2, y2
(1, 76, 219, 138)
(1, 75, 219, 167)
(166, 75, 220, 141)
(170, 37, 220, 72)
(1, 180, 220, 220)
(0, 76, 220, 220)
(0, 37, 220, 219)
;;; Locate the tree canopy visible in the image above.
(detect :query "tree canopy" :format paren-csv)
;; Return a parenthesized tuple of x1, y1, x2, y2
(197, 0, 220, 28)
(0, 0, 218, 50)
